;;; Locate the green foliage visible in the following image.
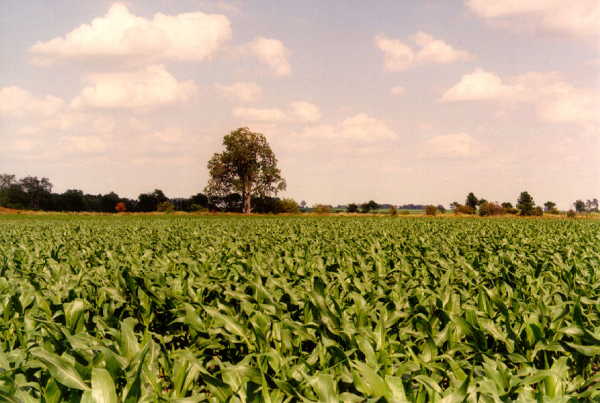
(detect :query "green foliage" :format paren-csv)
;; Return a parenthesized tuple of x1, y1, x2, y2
(205, 128, 286, 213)
(466, 192, 478, 210)
(517, 191, 535, 216)
(0, 215, 599, 401)
(277, 198, 300, 213)
(157, 201, 175, 213)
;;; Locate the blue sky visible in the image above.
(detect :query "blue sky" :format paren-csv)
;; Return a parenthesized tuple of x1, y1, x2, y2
(1, 0, 598, 208)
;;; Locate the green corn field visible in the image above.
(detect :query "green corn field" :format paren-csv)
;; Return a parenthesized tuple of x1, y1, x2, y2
(0, 215, 598, 402)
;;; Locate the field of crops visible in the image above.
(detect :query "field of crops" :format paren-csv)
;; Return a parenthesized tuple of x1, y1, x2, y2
(0, 215, 599, 402)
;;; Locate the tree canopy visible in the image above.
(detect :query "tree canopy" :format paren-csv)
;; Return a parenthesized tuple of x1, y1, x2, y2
(205, 128, 286, 213)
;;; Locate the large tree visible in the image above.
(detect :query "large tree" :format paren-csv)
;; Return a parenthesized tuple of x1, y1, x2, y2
(465, 192, 478, 210)
(205, 128, 286, 213)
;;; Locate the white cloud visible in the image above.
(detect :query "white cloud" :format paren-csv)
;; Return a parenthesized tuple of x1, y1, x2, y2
(232, 101, 320, 123)
(215, 81, 262, 102)
(442, 69, 600, 126)
(375, 32, 473, 72)
(390, 86, 406, 96)
(30, 3, 232, 65)
(248, 37, 291, 76)
(71, 64, 197, 110)
(466, 0, 600, 38)
(0, 86, 65, 118)
(296, 113, 396, 142)
(441, 68, 518, 101)
(289, 101, 321, 122)
(233, 107, 287, 122)
(422, 133, 485, 159)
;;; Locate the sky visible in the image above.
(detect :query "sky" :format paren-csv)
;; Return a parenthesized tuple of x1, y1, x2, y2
(0, 0, 599, 209)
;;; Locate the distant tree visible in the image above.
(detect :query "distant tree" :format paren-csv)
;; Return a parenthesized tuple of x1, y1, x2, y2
(300, 200, 307, 209)
(517, 191, 535, 216)
(347, 203, 359, 213)
(138, 189, 168, 212)
(532, 206, 543, 216)
(389, 205, 398, 216)
(157, 201, 175, 213)
(466, 192, 478, 210)
(190, 193, 209, 209)
(19, 176, 53, 210)
(501, 202, 513, 209)
(100, 192, 120, 212)
(450, 201, 460, 210)
(60, 189, 86, 212)
(574, 200, 586, 213)
(0, 174, 16, 190)
(425, 205, 437, 216)
(478, 198, 487, 206)
(544, 201, 558, 214)
(437, 205, 446, 214)
(205, 127, 286, 214)
(567, 209, 577, 218)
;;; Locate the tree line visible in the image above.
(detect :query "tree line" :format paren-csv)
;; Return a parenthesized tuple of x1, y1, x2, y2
(1, 128, 597, 215)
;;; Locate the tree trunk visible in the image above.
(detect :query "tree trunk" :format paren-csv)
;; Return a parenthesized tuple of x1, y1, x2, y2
(242, 182, 252, 214)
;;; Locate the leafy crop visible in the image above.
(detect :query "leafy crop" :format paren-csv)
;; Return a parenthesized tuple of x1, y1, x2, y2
(0, 215, 598, 401)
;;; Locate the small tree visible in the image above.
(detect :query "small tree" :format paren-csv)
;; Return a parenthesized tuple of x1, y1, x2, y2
(567, 209, 577, 218)
(278, 198, 300, 213)
(389, 205, 398, 216)
(532, 206, 543, 216)
(574, 200, 586, 213)
(206, 128, 286, 214)
(347, 203, 358, 213)
(479, 202, 504, 216)
(544, 201, 558, 214)
(437, 205, 446, 214)
(517, 191, 535, 216)
(501, 202, 513, 209)
(465, 192, 478, 210)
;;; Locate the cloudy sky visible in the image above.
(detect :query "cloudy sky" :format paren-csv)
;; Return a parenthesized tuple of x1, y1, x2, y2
(1, 0, 598, 208)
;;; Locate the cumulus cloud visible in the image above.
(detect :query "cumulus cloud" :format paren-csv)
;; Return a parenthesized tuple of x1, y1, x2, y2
(30, 3, 232, 65)
(71, 64, 197, 110)
(466, 0, 600, 38)
(442, 69, 600, 126)
(441, 68, 518, 101)
(375, 32, 473, 71)
(0, 86, 65, 118)
(233, 101, 320, 123)
(248, 37, 291, 76)
(296, 114, 396, 142)
(289, 101, 321, 122)
(422, 133, 485, 159)
(215, 81, 262, 102)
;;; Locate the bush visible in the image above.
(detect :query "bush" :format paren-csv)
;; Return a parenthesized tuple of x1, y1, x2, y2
(347, 203, 358, 213)
(389, 206, 397, 216)
(190, 203, 207, 212)
(278, 198, 300, 213)
(532, 206, 543, 216)
(425, 205, 437, 216)
(505, 207, 519, 215)
(314, 204, 331, 214)
(478, 202, 505, 216)
(567, 209, 576, 218)
(454, 204, 475, 215)
(157, 201, 175, 213)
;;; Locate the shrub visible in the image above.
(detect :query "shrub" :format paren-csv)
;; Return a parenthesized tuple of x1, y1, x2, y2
(479, 202, 505, 216)
(277, 198, 300, 214)
(454, 204, 475, 215)
(190, 203, 207, 212)
(157, 201, 175, 213)
(505, 207, 519, 215)
(532, 206, 543, 216)
(425, 205, 437, 216)
(389, 206, 397, 216)
(567, 209, 577, 218)
(347, 203, 359, 213)
(314, 204, 331, 214)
